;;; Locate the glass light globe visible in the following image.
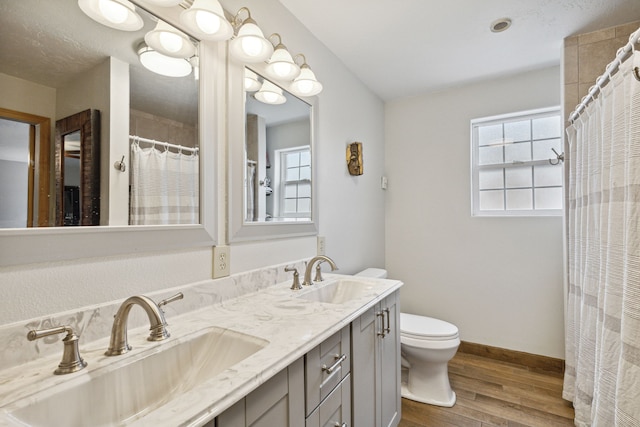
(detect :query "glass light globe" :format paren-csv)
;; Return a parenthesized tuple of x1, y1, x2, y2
(241, 36, 264, 58)
(159, 31, 183, 53)
(99, 0, 128, 24)
(195, 10, 221, 34)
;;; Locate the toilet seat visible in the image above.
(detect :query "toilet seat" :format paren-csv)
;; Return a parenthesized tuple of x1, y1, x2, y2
(400, 313, 459, 341)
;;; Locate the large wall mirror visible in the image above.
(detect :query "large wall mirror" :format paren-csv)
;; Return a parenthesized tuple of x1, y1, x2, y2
(228, 62, 318, 242)
(0, 0, 220, 266)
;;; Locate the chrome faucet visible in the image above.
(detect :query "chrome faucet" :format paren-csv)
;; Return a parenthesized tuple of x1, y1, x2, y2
(303, 255, 338, 286)
(105, 293, 183, 356)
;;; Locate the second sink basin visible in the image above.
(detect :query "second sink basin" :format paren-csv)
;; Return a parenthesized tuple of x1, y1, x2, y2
(298, 279, 375, 304)
(7, 326, 268, 427)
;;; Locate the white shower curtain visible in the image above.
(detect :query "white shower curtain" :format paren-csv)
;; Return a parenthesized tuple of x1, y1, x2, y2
(129, 143, 199, 225)
(564, 50, 640, 426)
(246, 162, 256, 221)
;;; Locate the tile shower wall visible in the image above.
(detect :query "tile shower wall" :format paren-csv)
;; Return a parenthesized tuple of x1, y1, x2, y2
(563, 20, 640, 123)
(130, 109, 198, 149)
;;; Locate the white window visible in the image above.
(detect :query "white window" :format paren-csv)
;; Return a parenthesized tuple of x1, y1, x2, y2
(274, 146, 311, 219)
(471, 107, 563, 216)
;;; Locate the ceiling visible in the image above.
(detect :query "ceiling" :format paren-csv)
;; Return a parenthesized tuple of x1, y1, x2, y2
(278, 0, 640, 101)
(0, 0, 198, 126)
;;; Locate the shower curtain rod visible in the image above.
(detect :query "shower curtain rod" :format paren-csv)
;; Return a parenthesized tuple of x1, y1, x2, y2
(569, 26, 640, 123)
(129, 135, 198, 153)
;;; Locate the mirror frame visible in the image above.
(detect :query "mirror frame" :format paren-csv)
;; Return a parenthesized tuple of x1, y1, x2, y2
(55, 109, 100, 226)
(228, 60, 319, 242)
(0, 3, 221, 267)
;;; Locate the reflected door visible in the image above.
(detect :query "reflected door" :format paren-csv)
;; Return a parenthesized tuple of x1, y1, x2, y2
(54, 109, 100, 226)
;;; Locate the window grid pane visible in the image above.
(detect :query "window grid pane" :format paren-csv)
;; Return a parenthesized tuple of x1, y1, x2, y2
(280, 147, 312, 217)
(472, 108, 563, 216)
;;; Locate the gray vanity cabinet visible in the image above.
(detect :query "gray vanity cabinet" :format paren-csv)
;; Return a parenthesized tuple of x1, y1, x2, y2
(214, 357, 305, 427)
(215, 292, 399, 427)
(351, 291, 401, 427)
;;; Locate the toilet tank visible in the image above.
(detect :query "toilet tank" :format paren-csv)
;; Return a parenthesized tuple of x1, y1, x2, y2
(355, 268, 388, 279)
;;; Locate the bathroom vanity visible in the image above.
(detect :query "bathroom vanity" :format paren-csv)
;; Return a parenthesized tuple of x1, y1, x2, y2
(0, 271, 402, 427)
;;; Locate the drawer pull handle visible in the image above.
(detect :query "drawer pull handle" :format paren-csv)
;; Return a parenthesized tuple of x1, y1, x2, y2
(322, 353, 347, 374)
(384, 307, 391, 334)
(334, 423, 347, 427)
(377, 311, 386, 337)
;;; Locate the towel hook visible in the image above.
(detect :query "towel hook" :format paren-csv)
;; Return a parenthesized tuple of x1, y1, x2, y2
(549, 148, 564, 165)
(113, 155, 126, 172)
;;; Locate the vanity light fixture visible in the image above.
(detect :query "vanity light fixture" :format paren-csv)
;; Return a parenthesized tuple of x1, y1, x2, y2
(254, 80, 286, 105)
(137, 42, 193, 78)
(290, 54, 323, 97)
(145, 20, 196, 58)
(78, 0, 143, 31)
(180, 0, 233, 41)
(265, 33, 300, 81)
(143, 0, 182, 6)
(229, 7, 273, 63)
(244, 68, 262, 92)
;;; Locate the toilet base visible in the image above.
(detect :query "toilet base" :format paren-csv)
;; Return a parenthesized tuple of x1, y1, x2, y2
(400, 358, 457, 407)
(401, 383, 456, 407)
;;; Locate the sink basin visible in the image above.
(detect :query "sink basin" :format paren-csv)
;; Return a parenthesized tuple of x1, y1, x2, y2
(298, 279, 375, 304)
(7, 327, 268, 427)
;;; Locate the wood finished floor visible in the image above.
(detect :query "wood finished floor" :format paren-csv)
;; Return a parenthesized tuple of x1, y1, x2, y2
(399, 351, 575, 427)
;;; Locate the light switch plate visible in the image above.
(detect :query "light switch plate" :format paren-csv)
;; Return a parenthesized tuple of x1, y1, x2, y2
(213, 245, 230, 278)
(317, 236, 326, 255)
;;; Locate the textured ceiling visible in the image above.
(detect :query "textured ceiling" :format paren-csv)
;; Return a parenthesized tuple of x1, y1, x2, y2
(278, 0, 640, 101)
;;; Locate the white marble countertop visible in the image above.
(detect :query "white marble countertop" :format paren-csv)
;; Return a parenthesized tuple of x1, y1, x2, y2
(0, 274, 402, 427)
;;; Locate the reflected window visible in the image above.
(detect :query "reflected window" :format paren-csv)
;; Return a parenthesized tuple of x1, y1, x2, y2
(276, 146, 311, 219)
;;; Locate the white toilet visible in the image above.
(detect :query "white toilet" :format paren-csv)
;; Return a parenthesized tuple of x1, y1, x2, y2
(355, 268, 460, 407)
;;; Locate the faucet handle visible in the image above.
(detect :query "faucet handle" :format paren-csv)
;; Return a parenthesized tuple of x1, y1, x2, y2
(27, 326, 87, 375)
(314, 262, 325, 282)
(158, 292, 184, 312)
(284, 266, 302, 290)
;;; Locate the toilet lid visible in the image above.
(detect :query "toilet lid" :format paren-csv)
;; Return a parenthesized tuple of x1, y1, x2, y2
(400, 313, 459, 340)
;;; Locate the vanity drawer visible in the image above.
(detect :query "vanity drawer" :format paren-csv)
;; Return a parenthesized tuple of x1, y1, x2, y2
(306, 373, 351, 427)
(305, 325, 351, 416)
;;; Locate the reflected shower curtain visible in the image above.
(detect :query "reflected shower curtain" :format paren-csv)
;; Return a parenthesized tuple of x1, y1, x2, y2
(246, 162, 256, 221)
(129, 143, 199, 225)
(564, 51, 640, 426)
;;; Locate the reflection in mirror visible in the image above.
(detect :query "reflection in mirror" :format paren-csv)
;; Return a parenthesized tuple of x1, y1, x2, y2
(55, 109, 100, 226)
(0, 109, 51, 228)
(244, 69, 312, 223)
(0, 0, 200, 229)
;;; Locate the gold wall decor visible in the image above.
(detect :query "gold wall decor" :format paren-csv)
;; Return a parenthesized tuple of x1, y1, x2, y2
(347, 142, 363, 176)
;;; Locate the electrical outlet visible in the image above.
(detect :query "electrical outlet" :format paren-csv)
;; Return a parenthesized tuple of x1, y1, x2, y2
(317, 236, 326, 255)
(213, 245, 230, 278)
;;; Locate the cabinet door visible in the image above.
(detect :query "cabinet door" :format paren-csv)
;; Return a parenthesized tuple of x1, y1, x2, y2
(351, 305, 378, 427)
(216, 357, 304, 427)
(351, 290, 401, 427)
(379, 292, 401, 427)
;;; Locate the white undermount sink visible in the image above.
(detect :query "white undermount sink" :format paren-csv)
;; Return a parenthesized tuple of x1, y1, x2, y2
(298, 279, 375, 304)
(7, 327, 268, 427)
